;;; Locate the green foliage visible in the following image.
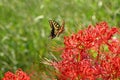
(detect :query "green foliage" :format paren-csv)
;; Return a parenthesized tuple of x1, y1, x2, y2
(0, 0, 120, 79)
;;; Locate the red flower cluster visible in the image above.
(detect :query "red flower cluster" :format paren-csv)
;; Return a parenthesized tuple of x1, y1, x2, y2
(52, 22, 120, 80)
(2, 69, 30, 80)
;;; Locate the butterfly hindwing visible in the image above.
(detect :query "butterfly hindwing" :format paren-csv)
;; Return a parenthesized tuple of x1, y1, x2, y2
(57, 21, 65, 37)
(49, 20, 65, 39)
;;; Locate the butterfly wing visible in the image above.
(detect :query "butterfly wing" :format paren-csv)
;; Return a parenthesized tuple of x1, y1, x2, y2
(57, 20, 65, 37)
(49, 20, 56, 39)
(49, 20, 61, 39)
(53, 21, 61, 36)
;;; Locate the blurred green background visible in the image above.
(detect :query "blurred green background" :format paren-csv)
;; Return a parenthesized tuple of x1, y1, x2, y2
(0, 0, 120, 79)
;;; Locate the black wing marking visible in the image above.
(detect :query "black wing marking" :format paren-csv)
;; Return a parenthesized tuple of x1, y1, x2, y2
(50, 26, 56, 39)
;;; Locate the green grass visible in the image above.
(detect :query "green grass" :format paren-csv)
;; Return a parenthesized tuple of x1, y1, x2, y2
(0, 0, 120, 79)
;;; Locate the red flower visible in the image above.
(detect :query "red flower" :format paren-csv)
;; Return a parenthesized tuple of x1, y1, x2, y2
(2, 69, 30, 80)
(2, 71, 16, 80)
(51, 22, 120, 80)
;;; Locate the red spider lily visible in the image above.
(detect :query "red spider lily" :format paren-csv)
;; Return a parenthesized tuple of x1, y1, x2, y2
(2, 69, 30, 80)
(51, 22, 120, 80)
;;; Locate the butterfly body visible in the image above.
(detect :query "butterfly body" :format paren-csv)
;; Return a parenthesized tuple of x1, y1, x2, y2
(49, 20, 65, 39)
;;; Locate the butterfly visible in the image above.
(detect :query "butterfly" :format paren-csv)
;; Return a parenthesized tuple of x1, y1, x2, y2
(49, 20, 65, 39)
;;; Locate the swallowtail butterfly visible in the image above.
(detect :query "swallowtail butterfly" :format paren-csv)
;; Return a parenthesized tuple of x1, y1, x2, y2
(49, 20, 65, 39)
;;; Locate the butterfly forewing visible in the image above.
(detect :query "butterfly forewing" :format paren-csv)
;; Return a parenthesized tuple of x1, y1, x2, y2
(49, 20, 60, 28)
